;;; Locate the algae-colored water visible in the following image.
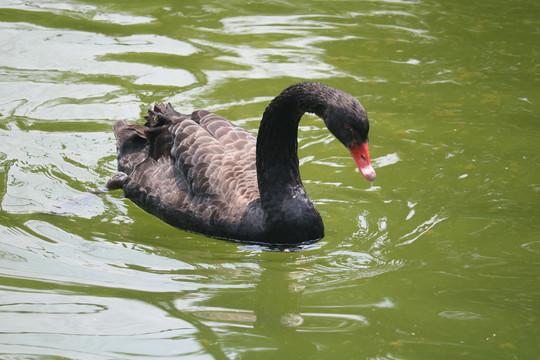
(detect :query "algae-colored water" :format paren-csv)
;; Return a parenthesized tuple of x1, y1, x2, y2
(0, 0, 539, 358)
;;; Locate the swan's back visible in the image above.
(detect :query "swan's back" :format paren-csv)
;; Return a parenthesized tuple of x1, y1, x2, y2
(113, 104, 259, 237)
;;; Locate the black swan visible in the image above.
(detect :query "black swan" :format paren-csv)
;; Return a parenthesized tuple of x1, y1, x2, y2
(107, 82, 376, 245)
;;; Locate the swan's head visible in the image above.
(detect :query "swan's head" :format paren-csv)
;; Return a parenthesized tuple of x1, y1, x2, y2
(324, 100, 376, 182)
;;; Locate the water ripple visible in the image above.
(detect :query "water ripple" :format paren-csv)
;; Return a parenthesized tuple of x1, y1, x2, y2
(398, 214, 447, 246)
(1, 1, 156, 24)
(0, 22, 198, 87)
(1, 0, 537, 358)
(218, 15, 337, 35)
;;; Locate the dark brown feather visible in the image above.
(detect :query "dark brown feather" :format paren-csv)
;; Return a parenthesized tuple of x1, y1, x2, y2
(113, 104, 259, 238)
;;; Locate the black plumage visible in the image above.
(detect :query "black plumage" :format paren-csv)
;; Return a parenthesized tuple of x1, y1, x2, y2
(108, 82, 375, 245)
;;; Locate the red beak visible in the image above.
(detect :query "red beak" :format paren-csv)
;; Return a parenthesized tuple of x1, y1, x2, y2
(348, 142, 376, 182)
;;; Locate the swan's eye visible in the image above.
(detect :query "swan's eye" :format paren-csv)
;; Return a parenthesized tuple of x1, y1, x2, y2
(345, 123, 351, 129)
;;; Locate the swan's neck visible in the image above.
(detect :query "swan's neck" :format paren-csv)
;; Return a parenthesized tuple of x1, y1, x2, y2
(255, 83, 329, 212)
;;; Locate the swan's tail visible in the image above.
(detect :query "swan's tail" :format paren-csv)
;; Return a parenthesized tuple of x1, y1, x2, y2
(145, 103, 187, 127)
(112, 120, 148, 175)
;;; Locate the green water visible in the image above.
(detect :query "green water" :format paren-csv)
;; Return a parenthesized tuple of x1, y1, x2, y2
(1, 0, 539, 359)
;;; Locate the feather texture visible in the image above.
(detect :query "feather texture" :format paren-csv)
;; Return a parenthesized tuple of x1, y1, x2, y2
(113, 104, 259, 238)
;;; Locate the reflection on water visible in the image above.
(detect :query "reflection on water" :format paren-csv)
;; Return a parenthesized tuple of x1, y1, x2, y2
(0, 199, 409, 358)
(1, 0, 539, 358)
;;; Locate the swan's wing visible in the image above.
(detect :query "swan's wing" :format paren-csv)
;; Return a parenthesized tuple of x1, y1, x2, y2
(112, 104, 260, 233)
(195, 110, 259, 204)
(167, 107, 259, 209)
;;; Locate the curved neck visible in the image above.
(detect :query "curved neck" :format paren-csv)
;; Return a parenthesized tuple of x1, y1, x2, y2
(255, 82, 331, 208)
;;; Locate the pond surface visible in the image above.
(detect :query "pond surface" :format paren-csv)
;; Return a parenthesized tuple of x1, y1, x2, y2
(1, 0, 539, 359)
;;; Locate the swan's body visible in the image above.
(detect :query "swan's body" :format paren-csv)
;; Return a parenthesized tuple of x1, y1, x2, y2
(108, 82, 375, 245)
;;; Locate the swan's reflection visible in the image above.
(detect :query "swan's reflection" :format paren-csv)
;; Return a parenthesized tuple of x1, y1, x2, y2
(152, 259, 317, 358)
(251, 264, 317, 358)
